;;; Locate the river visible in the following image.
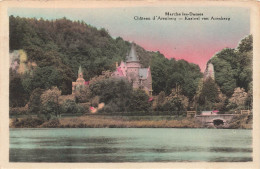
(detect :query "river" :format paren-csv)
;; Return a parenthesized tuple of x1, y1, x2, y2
(10, 128, 252, 162)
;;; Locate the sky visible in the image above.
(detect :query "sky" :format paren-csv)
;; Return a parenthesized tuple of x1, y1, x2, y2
(8, 6, 250, 72)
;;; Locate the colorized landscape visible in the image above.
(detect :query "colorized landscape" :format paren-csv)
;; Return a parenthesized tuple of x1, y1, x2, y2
(9, 16, 252, 129)
(8, 6, 253, 162)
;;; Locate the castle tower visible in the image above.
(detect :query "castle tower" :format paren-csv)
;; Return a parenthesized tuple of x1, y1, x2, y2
(72, 66, 86, 94)
(126, 43, 141, 88)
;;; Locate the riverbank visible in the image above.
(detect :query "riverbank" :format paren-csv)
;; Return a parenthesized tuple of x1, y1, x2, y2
(9, 114, 252, 129)
(10, 115, 203, 128)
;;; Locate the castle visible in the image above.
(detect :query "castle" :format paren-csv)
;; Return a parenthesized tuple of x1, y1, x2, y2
(72, 43, 153, 96)
(112, 43, 153, 96)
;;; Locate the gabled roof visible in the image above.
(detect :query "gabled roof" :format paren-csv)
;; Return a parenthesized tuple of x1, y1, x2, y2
(126, 43, 139, 62)
(116, 67, 124, 76)
(139, 68, 148, 79)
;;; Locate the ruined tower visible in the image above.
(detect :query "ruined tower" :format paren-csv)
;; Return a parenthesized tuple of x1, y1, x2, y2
(204, 63, 215, 80)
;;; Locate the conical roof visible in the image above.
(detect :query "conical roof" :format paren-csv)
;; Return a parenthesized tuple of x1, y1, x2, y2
(78, 65, 83, 74)
(126, 43, 139, 62)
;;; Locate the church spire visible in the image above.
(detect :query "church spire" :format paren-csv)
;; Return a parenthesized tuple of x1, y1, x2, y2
(78, 65, 83, 78)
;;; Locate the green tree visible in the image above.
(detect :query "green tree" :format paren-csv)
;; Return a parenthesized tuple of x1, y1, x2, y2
(89, 78, 133, 112)
(227, 87, 248, 111)
(129, 89, 151, 112)
(40, 87, 61, 118)
(28, 88, 44, 114)
(237, 35, 252, 53)
(9, 70, 29, 107)
(198, 78, 219, 110)
(31, 66, 62, 90)
(61, 99, 83, 114)
(211, 57, 236, 96)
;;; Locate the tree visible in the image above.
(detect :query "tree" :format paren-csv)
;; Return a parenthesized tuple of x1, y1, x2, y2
(198, 78, 219, 110)
(227, 87, 248, 110)
(237, 35, 252, 53)
(28, 88, 44, 114)
(75, 86, 91, 103)
(209, 35, 252, 97)
(166, 88, 189, 113)
(89, 78, 133, 112)
(152, 91, 166, 111)
(9, 71, 29, 107)
(61, 99, 83, 114)
(211, 57, 236, 96)
(129, 89, 151, 112)
(40, 87, 61, 118)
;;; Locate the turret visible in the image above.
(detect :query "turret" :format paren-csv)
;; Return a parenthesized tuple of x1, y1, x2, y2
(78, 65, 83, 78)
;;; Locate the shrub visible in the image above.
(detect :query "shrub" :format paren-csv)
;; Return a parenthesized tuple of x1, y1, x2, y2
(12, 116, 45, 128)
(41, 118, 60, 128)
(61, 99, 84, 114)
(128, 89, 151, 112)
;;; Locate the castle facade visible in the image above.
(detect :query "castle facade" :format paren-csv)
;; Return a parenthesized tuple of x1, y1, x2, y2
(112, 43, 153, 96)
(72, 43, 153, 96)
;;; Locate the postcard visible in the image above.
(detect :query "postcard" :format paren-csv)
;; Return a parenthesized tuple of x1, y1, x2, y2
(0, 0, 260, 169)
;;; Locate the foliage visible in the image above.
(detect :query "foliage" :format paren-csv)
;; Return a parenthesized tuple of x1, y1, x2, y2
(162, 89, 189, 115)
(210, 35, 252, 95)
(9, 70, 29, 107)
(128, 89, 151, 112)
(227, 87, 248, 111)
(210, 57, 236, 96)
(199, 78, 218, 104)
(89, 78, 133, 112)
(150, 54, 202, 99)
(9, 16, 252, 114)
(75, 86, 91, 103)
(237, 35, 252, 53)
(61, 99, 84, 114)
(9, 16, 132, 95)
(40, 87, 61, 117)
(28, 88, 44, 114)
(228, 114, 252, 129)
(41, 118, 60, 128)
(12, 116, 45, 128)
(152, 91, 166, 111)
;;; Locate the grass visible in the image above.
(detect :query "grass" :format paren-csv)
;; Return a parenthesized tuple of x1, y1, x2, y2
(56, 115, 203, 128)
(10, 115, 203, 128)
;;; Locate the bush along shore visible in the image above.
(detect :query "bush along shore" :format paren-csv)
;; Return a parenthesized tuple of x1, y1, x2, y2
(9, 113, 252, 129)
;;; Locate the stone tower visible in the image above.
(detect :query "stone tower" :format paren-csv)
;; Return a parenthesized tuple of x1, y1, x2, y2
(204, 63, 215, 80)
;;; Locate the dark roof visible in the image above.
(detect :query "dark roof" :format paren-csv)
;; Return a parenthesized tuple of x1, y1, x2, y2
(126, 43, 139, 62)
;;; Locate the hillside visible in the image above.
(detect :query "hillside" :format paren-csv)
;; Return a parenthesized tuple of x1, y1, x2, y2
(9, 16, 203, 108)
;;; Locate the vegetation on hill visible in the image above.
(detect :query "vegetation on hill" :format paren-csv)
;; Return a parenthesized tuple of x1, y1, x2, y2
(206, 35, 253, 112)
(9, 16, 202, 109)
(9, 16, 252, 128)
